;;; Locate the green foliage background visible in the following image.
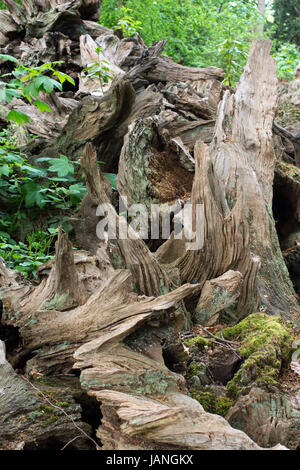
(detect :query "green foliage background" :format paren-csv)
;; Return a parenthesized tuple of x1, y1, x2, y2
(99, 0, 300, 81)
(1, 1, 300, 80)
(101, 0, 259, 71)
(273, 0, 300, 46)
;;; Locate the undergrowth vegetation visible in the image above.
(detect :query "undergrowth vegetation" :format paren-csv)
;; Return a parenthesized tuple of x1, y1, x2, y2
(0, 127, 87, 277)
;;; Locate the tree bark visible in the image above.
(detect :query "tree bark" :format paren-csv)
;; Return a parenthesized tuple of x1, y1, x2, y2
(0, 0, 298, 451)
(173, 40, 298, 322)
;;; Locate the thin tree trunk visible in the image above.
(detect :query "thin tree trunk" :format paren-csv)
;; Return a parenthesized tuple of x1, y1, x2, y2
(256, 0, 266, 37)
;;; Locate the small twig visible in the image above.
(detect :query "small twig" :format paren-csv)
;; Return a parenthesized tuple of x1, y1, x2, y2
(61, 435, 82, 450)
(201, 327, 239, 346)
(22, 375, 101, 450)
(205, 339, 242, 359)
(181, 331, 241, 359)
(181, 333, 198, 338)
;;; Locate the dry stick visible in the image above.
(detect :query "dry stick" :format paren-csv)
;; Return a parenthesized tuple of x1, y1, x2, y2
(182, 333, 241, 359)
(22, 375, 101, 450)
(201, 327, 240, 346)
(181, 327, 242, 359)
(61, 435, 83, 451)
(204, 338, 241, 359)
(200, 328, 241, 359)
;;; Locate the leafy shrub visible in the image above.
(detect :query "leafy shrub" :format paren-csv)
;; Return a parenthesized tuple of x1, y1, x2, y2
(272, 43, 300, 80)
(0, 230, 55, 278)
(115, 7, 141, 37)
(0, 55, 75, 125)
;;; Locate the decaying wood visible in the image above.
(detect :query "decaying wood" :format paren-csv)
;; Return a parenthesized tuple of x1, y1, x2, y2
(0, 340, 93, 450)
(143, 56, 224, 83)
(43, 227, 87, 310)
(116, 117, 194, 208)
(162, 80, 222, 120)
(171, 40, 298, 321)
(72, 143, 173, 297)
(55, 79, 136, 161)
(4, 93, 79, 138)
(0, 0, 102, 45)
(226, 386, 300, 450)
(195, 270, 243, 325)
(0, 257, 24, 288)
(0, 0, 299, 452)
(93, 390, 264, 450)
(78, 34, 124, 96)
(274, 120, 300, 168)
(0, 258, 285, 450)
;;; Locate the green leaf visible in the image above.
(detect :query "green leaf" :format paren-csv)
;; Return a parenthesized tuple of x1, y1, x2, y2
(4, 87, 22, 103)
(33, 99, 51, 113)
(7, 110, 30, 126)
(22, 81, 40, 100)
(35, 157, 52, 163)
(0, 165, 10, 177)
(0, 54, 18, 64)
(69, 183, 87, 203)
(48, 155, 74, 177)
(104, 172, 117, 190)
(21, 181, 45, 208)
(0, 85, 5, 103)
(48, 227, 59, 235)
(33, 76, 62, 94)
(20, 165, 47, 177)
(53, 71, 75, 86)
(0, 231, 11, 240)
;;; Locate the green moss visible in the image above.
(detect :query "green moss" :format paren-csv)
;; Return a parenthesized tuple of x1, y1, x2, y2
(42, 291, 70, 310)
(183, 335, 211, 352)
(110, 251, 125, 270)
(28, 403, 59, 424)
(190, 388, 233, 417)
(81, 369, 174, 396)
(277, 101, 300, 127)
(37, 404, 53, 413)
(223, 313, 293, 398)
(41, 416, 59, 427)
(159, 279, 169, 295)
(190, 389, 215, 413)
(28, 410, 44, 421)
(276, 161, 300, 183)
(187, 361, 199, 377)
(226, 381, 240, 398)
(59, 401, 68, 408)
(215, 396, 234, 417)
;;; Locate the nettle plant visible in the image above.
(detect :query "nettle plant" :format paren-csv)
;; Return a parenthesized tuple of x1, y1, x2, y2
(82, 47, 113, 94)
(0, 54, 75, 125)
(0, 230, 56, 278)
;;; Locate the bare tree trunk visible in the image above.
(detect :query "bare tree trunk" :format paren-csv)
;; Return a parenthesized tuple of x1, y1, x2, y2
(256, 0, 266, 37)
